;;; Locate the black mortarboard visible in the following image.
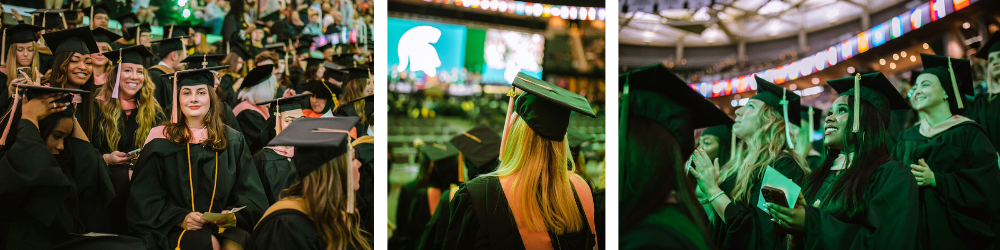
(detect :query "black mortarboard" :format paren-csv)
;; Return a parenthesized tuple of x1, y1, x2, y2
(345, 67, 370, 81)
(267, 117, 360, 179)
(181, 54, 226, 68)
(918, 53, 973, 111)
(2, 25, 44, 62)
(324, 62, 347, 82)
(163, 24, 191, 38)
(261, 11, 281, 23)
(749, 75, 800, 148)
(566, 127, 594, 155)
(167, 65, 230, 123)
(138, 23, 151, 33)
(323, 24, 340, 35)
(86, 3, 111, 16)
(31, 9, 68, 29)
(298, 35, 315, 46)
(511, 72, 597, 142)
(257, 93, 311, 112)
(264, 43, 285, 51)
(305, 57, 325, 67)
(449, 124, 501, 172)
(345, 94, 373, 120)
(239, 64, 275, 90)
(230, 40, 252, 60)
(619, 64, 734, 157)
(115, 13, 138, 27)
(42, 27, 99, 55)
(295, 45, 312, 55)
(102, 45, 153, 65)
(334, 53, 358, 66)
(317, 43, 333, 52)
(1, 84, 90, 146)
(191, 26, 211, 35)
(91, 27, 122, 44)
(418, 142, 463, 186)
(828, 72, 910, 129)
(306, 79, 342, 101)
(977, 32, 1000, 59)
(152, 37, 186, 58)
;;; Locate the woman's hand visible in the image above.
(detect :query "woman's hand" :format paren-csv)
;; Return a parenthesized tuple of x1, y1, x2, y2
(213, 210, 238, 228)
(179, 212, 207, 231)
(282, 88, 296, 97)
(911, 159, 936, 187)
(690, 148, 720, 192)
(105, 151, 130, 165)
(21, 93, 69, 127)
(768, 193, 807, 231)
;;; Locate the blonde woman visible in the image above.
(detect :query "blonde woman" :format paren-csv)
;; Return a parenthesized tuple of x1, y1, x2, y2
(250, 117, 371, 250)
(1, 24, 44, 113)
(690, 76, 809, 250)
(442, 73, 597, 249)
(93, 45, 166, 234)
(91, 28, 121, 86)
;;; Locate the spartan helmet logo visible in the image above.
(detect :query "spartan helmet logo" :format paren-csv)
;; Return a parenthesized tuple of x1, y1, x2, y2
(397, 26, 442, 77)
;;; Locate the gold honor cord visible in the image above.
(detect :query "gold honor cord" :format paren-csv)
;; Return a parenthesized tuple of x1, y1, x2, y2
(463, 132, 481, 143)
(176, 144, 220, 250)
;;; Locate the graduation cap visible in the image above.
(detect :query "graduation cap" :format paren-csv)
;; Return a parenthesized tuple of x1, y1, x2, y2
(323, 24, 340, 35)
(317, 43, 333, 53)
(260, 11, 281, 23)
(168, 65, 230, 123)
(1, 25, 45, 66)
(163, 24, 192, 38)
(115, 13, 139, 27)
(181, 54, 226, 68)
(748, 75, 801, 149)
(418, 142, 463, 187)
(306, 79, 342, 106)
(297, 35, 316, 47)
(304, 57, 325, 67)
(976, 32, 1000, 94)
(295, 45, 312, 56)
(257, 93, 313, 132)
(239, 64, 275, 91)
(333, 53, 358, 66)
(42, 27, 99, 55)
(827, 72, 910, 131)
(449, 124, 502, 176)
(344, 67, 370, 82)
(190, 26, 211, 35)
(324, 62, 347, 82)
(508, 72, 597, 142)
(103, 45, 154, 98)
(229, 40, 253, 60)
(264, 43, 285, 52)
(702, 124, 736, 161)
(619, 64, 733, 157)
(266, 117, 361, 212)
(31, 9, 69, 30)
(345, 94, 373, 121)
(1, 84, 90, 146)
(91, 27, 122, 44)
(918, 53, 973, 111)
(152, 37, 187, 58)
(86, 3, 111, 16)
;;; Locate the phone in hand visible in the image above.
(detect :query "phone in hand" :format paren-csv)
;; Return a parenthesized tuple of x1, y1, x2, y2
(126, 148, 141, 159)
(16, 67, 29, 79)
(761, 186, 789, 208)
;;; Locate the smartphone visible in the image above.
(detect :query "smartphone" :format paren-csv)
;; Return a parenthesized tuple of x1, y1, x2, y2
(126, 148, 141, 159)
(761, 186, 789, 208)
(16, 67, 29, 79)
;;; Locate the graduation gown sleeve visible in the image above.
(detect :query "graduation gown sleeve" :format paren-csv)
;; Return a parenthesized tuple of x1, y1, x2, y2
(717, 154, 806, 250)
(621, 206, 711, 250)
(219, 75, 239, 108)
(127, 140, 198, 248)
(802, 161, 919, 249)
(236, 110, 268, 154)
(441, 185, 491, 250)
(64, 137, 117, 234)
(389, 182, 418, 249)
(417, 189, 452, 250)
(226, 131, 270, 232)
(147, 68, 169, 111)
(248, 210, 324, 250)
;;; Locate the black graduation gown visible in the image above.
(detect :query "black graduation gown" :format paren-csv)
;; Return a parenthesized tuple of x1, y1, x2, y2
(289, 67, 304, 92)
(441, 176, 595, 250)
(802, 161, 919, 249)
(221, 102, 243, 133)
(235, 109, 268, 154)
(390, 182, 433, 250)
(890, 121, 1000, 250)
(621, 205, 711, 250)
(127, 127, 268, 249)
(355, 142, 376, 242)
(0, 72, 9, 114)
(221, 13, 247, 43)
(711, 154, 806, 250)
(417, 188, 455, 250)
(251, 148, 298, 204)
(247, 210, 325, 250)
(91, 107, 167, 234)
(0, 120, 117, 249)
(219, 75, 239, 108)
(148, 67, 171, 112)
(965, 93, 1000, 151)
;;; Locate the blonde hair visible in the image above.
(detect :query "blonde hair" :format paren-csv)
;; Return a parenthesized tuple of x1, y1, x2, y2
(4, 43, 40, 86)
(490, 117, 584, 234)
(95, 64, 164, 152)
(282, 155, 372, 250)
(238, 75, 277, 104)
(724, 104, 809, 204)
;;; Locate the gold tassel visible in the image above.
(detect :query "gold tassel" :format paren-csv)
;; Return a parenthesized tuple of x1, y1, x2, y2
(948, 58, 964, 109)
(853, 73, 860, 133)
(1, 29, 6, 67)
(458, 152, 464, 182)
(781, 88, 794, 150)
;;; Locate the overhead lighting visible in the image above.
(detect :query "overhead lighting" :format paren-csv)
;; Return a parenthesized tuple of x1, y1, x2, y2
(758, 1, 791, 15)
(963, 22, 971, 29)
(890, 62, 896, 69)
(900, 51, 907, 57)
(893, 54, 900, 60)
(910, 55, 917, 62)
(880, 59, 886, 65)
(847, 66, 856, 74)
(812, 78, 820, 85)
(923, 43, 930, 49)
(692, 7, 711, 21)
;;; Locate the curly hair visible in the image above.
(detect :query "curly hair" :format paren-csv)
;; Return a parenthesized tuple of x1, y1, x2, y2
(95, 63, 165, 152)
(282, 154, 372, 250)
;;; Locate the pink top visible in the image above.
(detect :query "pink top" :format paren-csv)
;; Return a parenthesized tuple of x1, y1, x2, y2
(143, 125, 210, 146)
(264, 146, 294, 158)
(233, 100, 270, 120)
(427, 187, 442, 216)
(499, 173, 597, 250)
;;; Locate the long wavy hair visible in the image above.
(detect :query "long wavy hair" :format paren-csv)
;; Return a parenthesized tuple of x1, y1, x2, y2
(725, 104, 810, 204)
(621, 116, 711, 242)
(44, 51, 96, 137)
(162, 84, 229, 151)
(804, 96, 889, 218)
(333, 78, 368, 123)
(282, 154, 372, 250)
(4, 43, 40, 86)
(489, 117, 583, 234)
(95, 64, 165, 152)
